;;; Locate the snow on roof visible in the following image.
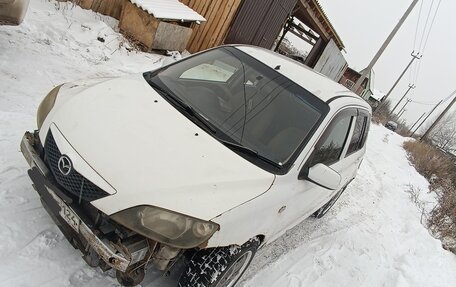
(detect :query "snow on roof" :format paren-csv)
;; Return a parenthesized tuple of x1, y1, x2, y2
(130, 0, 206, 22)
(371, 89, 385, 101)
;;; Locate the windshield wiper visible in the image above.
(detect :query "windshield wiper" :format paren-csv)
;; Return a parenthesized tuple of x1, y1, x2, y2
(219, 140, 283, 169)
(149, 81, 217, 134)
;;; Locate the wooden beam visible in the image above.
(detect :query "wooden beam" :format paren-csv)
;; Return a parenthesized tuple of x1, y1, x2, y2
(289, 29, 315, 46)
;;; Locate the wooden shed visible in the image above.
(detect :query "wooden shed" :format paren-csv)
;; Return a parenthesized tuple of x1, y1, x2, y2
(118, 0, 205, 51)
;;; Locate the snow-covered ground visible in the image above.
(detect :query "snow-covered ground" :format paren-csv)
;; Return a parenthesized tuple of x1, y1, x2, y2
(1, 1, 456, 286)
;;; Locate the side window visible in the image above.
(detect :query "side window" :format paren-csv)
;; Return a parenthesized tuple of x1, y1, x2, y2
(346, 115, 367, 155)
(360, 114, 371, 147)
(309, 113, 353, 166)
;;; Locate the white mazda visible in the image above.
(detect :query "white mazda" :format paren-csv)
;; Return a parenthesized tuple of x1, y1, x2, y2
(21, 45, 371, 286)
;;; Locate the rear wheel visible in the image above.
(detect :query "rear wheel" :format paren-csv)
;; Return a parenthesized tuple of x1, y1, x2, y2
(313, 186, 347, 219)
(178, 238, 260, 287)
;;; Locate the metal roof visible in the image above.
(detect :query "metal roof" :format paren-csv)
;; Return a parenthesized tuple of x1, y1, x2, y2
(294, 0, 345, 50)
(130, 0, 206, 22)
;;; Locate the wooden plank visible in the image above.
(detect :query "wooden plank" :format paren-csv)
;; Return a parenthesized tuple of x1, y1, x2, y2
(118, 1, 159, 50)
(188, 0, 216, 52)
(187, 0, 212, 52)
(204, 0, 232, 50)
(152, 22, 193, 51)
(216, 0, 242, 45)
(208, 0, 238, 48)
(194, 0, 223, 51)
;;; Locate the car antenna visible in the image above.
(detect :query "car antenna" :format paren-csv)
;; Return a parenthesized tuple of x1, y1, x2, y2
(274, 65, 281, 70)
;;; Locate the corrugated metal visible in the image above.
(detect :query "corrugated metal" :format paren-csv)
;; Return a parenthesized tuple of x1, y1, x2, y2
(130, 0, 205, 22)
(225, 0, 297, 49)
(313, 39, 347, 82)
(180, 0, 242, 53)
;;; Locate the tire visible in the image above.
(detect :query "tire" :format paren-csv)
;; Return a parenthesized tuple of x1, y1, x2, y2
(313, 186, 347, 219)
(178, 238, 260, 287)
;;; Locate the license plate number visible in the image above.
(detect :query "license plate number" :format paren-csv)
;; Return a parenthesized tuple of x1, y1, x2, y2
(46, 186, 80, 232)
(59, 204, 80, 233)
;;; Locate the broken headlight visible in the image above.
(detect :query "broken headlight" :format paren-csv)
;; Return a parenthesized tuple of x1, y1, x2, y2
(110, 206, 219, 249)
(37, 84, 63, 129)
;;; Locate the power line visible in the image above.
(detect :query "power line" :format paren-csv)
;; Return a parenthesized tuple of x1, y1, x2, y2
(418, 0, 435, 52)
(413, 0, 425, 50)
(410, 0, 425, 83)
(412, 0, 443, 84)
(422, 0, 443, 52)
(410, 99, 440, 105)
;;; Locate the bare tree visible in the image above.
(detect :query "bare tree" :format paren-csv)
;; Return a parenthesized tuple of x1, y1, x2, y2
(372, 99, 392, 123)
(422, 111, 456, 153)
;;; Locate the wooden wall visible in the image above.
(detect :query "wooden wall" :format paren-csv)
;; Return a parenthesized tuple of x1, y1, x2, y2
(74, 0, 125, 20)
(180, 0, 242, 53)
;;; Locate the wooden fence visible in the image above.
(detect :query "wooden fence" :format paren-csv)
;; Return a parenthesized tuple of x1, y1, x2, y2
(73, 0, 125, 20)
(180, 0, 242, 53)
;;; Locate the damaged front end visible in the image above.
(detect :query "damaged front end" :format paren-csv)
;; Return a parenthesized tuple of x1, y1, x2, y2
(20, 131, 187, 285)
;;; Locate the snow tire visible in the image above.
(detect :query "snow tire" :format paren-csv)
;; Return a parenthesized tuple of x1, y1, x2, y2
(178, 238, 260, 287)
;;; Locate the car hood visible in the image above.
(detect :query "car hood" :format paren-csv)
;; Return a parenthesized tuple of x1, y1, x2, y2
(43, 74, 275, 220)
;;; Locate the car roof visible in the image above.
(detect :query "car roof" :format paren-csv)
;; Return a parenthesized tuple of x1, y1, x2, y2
(234, 45, 365, 105)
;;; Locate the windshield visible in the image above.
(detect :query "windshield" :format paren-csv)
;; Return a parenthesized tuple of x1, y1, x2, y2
(144, 47, 328, 172)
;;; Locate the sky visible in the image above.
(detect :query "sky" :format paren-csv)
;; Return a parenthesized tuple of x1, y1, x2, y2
(289, 0, 456, 126)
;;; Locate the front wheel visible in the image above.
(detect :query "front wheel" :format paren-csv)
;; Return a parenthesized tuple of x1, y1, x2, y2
(178, 238, 260, 287)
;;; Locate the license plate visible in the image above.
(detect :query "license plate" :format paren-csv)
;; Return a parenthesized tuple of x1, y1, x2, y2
(59, 204, 80, 232)
(46, 186, 80, 232)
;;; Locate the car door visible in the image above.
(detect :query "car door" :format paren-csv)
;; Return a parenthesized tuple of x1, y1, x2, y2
(270, 108, 357, 235)
(343, 109, 371, 180)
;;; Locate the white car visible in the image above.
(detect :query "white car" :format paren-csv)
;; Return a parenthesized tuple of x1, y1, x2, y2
(21, 45, 371, 287)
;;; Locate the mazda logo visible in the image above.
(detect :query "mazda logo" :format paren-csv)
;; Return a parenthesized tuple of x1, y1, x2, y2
(57, 155, 72, 176)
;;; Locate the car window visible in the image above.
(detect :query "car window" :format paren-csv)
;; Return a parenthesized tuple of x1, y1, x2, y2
(146, 47, 329, 172)
(309, 113, 353, 166)
(346, 115, 367, 155)
(360, 114, 371, 147)
(179, 61, 237, 83)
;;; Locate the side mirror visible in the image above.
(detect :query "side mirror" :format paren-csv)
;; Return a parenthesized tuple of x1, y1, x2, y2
(305, 163, 341, 190)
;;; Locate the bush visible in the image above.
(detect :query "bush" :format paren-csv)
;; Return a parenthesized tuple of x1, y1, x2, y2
(403, 140, 456, 251)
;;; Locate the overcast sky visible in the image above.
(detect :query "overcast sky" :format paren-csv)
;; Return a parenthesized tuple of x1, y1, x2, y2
(290, 0, 455, 126)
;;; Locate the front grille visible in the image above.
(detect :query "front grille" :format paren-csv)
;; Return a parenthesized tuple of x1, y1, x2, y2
(44, 131, 109, 202)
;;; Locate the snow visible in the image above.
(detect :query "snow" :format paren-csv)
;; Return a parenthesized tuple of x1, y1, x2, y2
(371, 89, 385, 102)
(130, 0, 206, 22)
(1, 1, 455, 287)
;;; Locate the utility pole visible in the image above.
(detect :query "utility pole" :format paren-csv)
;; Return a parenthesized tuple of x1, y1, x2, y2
(398, 109, 407, 119)
(396, 98, 412, 117)
(408, 112, 426, 134)
(411, 100, 443, 137)
(390, 84, 416, 115)
(382, 53, 421, 105)
(421, 90, 456, 141)
(352, 0, 419, 93)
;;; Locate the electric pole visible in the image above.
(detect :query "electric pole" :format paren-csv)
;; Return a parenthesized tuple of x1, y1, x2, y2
(382, 53, 421, 105)
(352, 0, 419, 93)
(421, 90, 456, 141)
(408, 112, 426, 134)
(390, 84, 416, 115)
(396, 98, 412, 117)
(411, 100, 443, 137)
(398, 109, 407, 119)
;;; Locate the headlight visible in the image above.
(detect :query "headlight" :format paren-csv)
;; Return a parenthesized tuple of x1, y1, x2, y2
(37, 84, 63, 129)
(110, 206, 219, 249)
